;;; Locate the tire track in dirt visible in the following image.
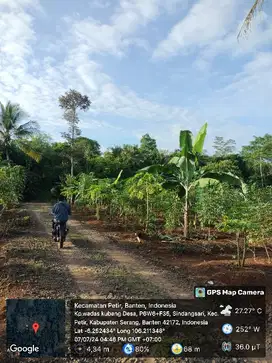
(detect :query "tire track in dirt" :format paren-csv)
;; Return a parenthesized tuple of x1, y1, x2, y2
(26, 203, 190, 363)
(23, 203, 159, 363)
(27, 204, 182, 363)
(29, 203, 191, 300)
(68, 219, 191, 300)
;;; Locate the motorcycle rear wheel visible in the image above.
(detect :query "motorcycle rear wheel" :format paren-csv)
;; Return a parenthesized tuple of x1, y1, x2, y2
(59, 224, 66, 248)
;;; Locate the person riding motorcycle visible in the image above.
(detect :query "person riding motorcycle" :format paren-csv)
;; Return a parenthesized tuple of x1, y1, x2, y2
(51, 195, 71, 241)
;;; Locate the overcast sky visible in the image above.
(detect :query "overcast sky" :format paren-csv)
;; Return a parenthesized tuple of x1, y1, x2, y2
(0, 0, 271, 153)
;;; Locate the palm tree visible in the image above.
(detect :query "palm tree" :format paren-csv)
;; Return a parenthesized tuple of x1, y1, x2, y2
(238, 0, 265, 39)
(0, 101, 40, 163)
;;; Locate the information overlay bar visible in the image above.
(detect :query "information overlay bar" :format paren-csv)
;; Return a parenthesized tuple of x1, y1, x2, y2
(70, 286, 266, 358)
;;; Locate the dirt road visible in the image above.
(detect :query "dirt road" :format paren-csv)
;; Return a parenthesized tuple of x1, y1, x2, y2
(29, 203, 192, 301)
(0, 203, 269, 363)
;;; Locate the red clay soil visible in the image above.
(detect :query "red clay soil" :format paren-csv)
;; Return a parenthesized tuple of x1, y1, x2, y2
(74, 212, 272, 296)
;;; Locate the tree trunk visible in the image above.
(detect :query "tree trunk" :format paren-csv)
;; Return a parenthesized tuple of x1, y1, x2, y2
(194, 214, 197, 230)
(263, 240, 271, 264)
(70, 155, 74, 177)
(6, 148, 11, 165)
(259, 156, 264, 187)
(96, 200, 100, 220)
(241, 235, 247, 267)
(109, 203, 112, 221)
(183, 190, 189, 238)
(70, 107, 76, 177)
(253, 246, 256, 261)
(145, 189, 149, 232)
(236, 232, 241, 267)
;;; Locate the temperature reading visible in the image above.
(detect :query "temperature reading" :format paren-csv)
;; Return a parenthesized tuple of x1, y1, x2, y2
(235, 308, 255, 314)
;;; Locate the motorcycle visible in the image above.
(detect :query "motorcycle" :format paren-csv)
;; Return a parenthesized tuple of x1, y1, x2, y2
(52, 220, 68, 249)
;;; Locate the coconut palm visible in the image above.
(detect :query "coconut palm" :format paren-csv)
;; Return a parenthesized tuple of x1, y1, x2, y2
(238, 0, 265, 39)
(0, 101, 40, 163)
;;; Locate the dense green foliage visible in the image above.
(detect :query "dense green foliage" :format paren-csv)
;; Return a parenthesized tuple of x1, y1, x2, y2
(0, 94, 271, 266)
(0, 165, 25, 207)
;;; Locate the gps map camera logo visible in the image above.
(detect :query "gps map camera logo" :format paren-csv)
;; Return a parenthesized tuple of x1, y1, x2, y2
(195, 287, 206, 298)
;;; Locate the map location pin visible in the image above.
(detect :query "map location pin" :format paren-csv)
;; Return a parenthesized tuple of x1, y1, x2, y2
(32, 322, 40, 334)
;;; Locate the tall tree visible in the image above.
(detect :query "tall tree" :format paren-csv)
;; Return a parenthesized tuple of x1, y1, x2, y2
(213, 136, 236, 157)
(59, 89, 91, 176)
(139, 134, 161, 165)
(242, 134, 272, 186)
(0, 101, 40, 163)
(140, 134, 157, 152)
(238, 0, 264, 39)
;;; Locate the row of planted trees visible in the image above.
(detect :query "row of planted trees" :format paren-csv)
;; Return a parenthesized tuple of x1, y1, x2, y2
(61, 170, 272, 266)
(60, 124, 272, 267)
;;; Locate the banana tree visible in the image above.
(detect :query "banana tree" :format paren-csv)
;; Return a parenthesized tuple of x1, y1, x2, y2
(75, 173, 97, 203)
(140, 123, 246, 238)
